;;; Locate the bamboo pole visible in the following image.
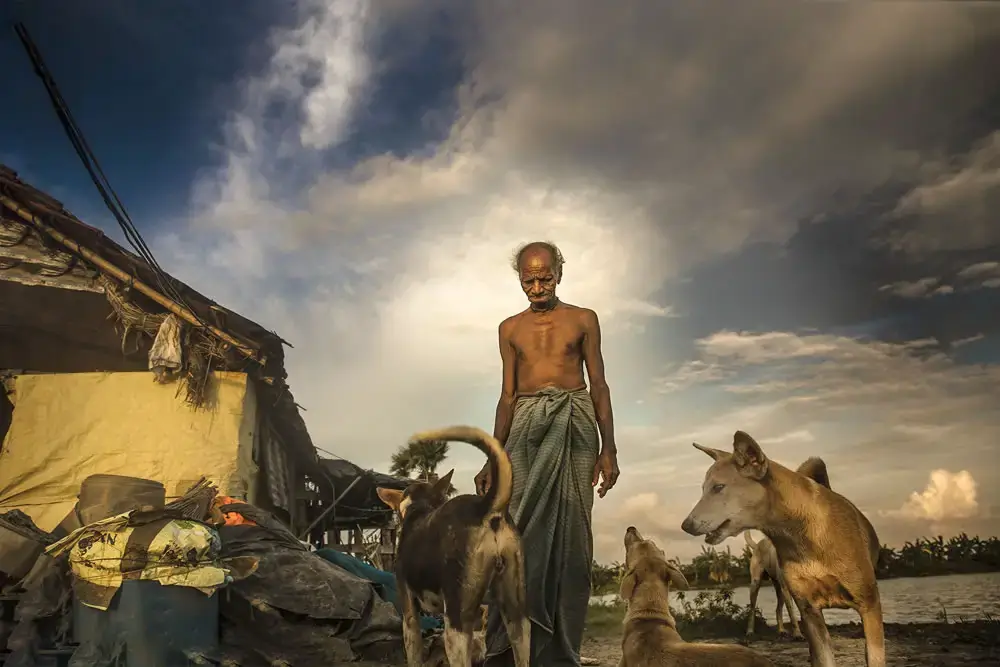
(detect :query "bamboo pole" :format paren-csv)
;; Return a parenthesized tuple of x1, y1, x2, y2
(0, 193, 262, 364)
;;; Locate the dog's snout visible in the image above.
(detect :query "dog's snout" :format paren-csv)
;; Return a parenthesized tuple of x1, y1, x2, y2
(680, 517, 698, 536)
(626, 526, 637, 535)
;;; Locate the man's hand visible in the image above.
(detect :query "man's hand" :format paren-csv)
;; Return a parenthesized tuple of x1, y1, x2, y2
(592, 449, 620, 498)
(475, 463, 492, 496)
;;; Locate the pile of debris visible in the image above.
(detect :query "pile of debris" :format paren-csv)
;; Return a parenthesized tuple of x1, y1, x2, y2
(0, 476, 410, 666)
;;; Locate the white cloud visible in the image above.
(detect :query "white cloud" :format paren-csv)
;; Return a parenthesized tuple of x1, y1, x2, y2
(878, 277, 948, 299)
(620, 492, 659, 515)
(953, 334, 986, 348)
(652, 360, 730, 394)
(876, 261, 1000, 300)
(892, 470, 980, 522)
(956, 261, 1000, 281)
(889, 131, 1000, 256)
(876, 258, 1000, 301)
(146, 1, 1000, 561)
(955, 261, 1000, 291)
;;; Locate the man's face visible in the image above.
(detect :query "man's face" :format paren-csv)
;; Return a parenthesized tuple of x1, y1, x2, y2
(518, 249, 559, 308)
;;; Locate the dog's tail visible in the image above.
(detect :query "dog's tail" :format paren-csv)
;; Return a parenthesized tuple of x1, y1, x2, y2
(407, 426, 512, 514)
(796, 456, 831, 490)
(744, 531, 757, 549)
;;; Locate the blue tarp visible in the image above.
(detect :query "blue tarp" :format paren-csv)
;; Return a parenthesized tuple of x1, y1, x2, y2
(315, 548, 442, 631)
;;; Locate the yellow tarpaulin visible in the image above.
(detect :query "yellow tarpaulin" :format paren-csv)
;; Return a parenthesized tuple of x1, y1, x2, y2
(0, 371, 259, 531)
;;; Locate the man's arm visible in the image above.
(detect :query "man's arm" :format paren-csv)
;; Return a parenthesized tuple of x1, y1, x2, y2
(582, 309, 615, 453)
(492, 319, 518, 446)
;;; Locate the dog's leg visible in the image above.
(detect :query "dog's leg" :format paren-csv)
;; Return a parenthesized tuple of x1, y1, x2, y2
(859, 593, 886, 667)
(399, 586, 425, 667)
(775, 576, 803, 639)
(798, 603, 836, 667)
(442, 612, 473, 667)
(771, 578, 786, 635)
(495, 548, 531, 667)
(745, 576, 762, 638)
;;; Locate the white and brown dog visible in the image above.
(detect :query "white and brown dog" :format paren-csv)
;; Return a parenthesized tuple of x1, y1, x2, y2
(378, 426, 530, 667)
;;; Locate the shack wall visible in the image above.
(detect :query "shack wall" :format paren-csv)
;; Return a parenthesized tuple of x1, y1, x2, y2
(0, 370, 259, 531)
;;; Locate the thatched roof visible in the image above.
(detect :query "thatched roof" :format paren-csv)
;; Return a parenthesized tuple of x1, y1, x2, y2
(0, 164, 320, 474)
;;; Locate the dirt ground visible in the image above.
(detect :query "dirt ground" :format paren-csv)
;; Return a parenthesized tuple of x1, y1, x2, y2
(580, 622, 1000, 667)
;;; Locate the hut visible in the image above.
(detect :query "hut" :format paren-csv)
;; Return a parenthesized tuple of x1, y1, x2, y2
(0, 164, 364, 540)
(318, 458, 409, 570)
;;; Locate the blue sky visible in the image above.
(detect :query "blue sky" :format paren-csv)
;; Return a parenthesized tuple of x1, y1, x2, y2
(3, 1, 999, 562)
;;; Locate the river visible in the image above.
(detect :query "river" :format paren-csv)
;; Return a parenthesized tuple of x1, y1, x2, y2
(591, 571, 1000, 625)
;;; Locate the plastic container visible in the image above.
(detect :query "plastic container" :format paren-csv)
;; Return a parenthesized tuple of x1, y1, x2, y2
(72, 580, 219, 667)
(0, 523, 45, 582)
(76, 475, 166, 524)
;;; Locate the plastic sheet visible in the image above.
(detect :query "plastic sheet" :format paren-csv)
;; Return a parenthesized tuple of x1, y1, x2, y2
(217, 523, 404, 664)
(51, 513, 230, 611)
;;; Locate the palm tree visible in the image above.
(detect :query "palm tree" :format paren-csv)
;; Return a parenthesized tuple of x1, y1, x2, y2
(389, 439, 456, 495)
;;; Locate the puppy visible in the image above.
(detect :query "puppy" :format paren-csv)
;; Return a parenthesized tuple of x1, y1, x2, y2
(681, 431, 884, 667)
(378, 426, 529, 667)
(619, 526, 775, 667)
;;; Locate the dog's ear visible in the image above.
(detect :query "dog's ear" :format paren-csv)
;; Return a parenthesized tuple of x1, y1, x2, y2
(376, 487, 404, 511)
(618, 568, 637, 601)
(662, 561, 690, 591)
(796, 457, 831, 489)
(732, 431, 768, 480)
(432, 469, 455, 496)
(692, 442, 728, 461)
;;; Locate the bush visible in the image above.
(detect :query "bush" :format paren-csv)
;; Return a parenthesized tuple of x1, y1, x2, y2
(673, 588, 768, 639)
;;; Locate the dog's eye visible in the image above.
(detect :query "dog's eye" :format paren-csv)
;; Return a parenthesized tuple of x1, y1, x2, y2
(711, 484, 725, 494)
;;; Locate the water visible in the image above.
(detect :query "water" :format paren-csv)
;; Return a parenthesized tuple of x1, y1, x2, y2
(591, 571, 1000, 625)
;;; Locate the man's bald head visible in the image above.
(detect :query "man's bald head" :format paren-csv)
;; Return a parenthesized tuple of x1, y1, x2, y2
(511, 241, 566, 279)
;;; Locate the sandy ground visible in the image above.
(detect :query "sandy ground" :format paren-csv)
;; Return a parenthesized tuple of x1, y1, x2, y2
(580, 622, 1000, 667)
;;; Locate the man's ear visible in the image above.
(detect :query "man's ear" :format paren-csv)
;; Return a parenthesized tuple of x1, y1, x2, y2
(692, 442, 728, 461)
(732, 431, 768, 480)
(663, 562, 689, 591)
(432, 469, 455, 495)
(377, 487, 404, 511)
(618, 569, 637, 602)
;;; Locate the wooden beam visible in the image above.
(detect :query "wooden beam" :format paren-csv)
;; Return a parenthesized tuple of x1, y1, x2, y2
(1, 194, 263, 364)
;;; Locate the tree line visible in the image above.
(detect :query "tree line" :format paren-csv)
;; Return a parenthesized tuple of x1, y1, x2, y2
(591, 534, 1000, 595)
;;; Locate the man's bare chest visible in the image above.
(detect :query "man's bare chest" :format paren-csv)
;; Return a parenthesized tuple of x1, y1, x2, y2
(511, 319, 583, 358)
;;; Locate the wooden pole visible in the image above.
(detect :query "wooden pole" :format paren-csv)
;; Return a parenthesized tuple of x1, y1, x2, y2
(1, 193, 262, 364)
(297, 475, 363, 541)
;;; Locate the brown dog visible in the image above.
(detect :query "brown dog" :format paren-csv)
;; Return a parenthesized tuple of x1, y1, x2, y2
(681, 431, 884, 667)
(619, 526, 775, 667)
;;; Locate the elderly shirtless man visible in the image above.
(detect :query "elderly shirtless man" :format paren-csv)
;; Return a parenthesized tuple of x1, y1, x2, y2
(476, 241, 620, 667)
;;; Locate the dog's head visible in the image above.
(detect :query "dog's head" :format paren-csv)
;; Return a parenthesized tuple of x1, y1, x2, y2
(377, 469, 455, 520)
(680, 430, 771, 545)
(619, 526, 689, 612)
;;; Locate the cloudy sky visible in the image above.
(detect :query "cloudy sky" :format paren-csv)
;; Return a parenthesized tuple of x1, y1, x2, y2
(3, 0, 999, 563)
